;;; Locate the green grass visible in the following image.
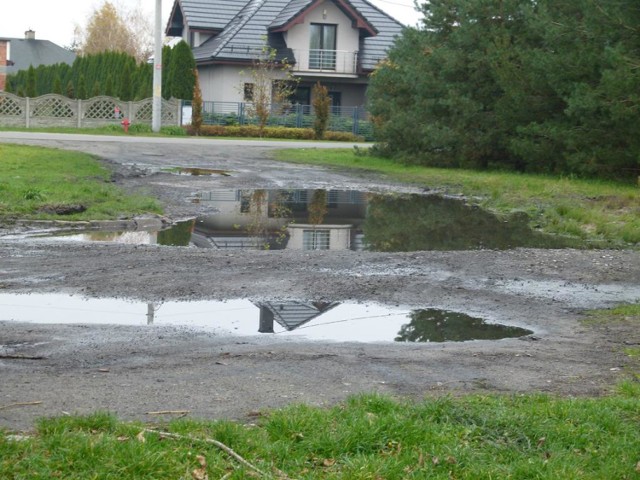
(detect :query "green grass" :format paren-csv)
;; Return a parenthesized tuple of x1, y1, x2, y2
(584, 304, 640, 325)
(0, 144, 162, 221)
(1, 390, 639, 479)
(0, 124, 188, 137)
(275, 148, 640, 247)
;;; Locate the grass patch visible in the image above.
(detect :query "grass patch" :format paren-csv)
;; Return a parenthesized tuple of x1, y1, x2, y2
(584, 304, 640, 325)
(275, 148, 640, 247)
(583, 303, 640, 382)
(1, 392, 639, 479)
(0, 125, 188, 137)
(0, 144, 161, 221)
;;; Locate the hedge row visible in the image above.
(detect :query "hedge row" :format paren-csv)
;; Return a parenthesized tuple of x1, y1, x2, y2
(184, 125, 364, 142)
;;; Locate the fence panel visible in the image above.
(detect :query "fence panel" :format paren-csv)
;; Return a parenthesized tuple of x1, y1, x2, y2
(0, 92, 181, 128)
(197, 101, 373, 139)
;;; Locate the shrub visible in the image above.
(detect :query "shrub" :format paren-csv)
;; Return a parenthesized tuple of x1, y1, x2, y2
(186, 124, 359, 141)
(324, 131, 364, 142)
(160, 126, 188, 136)
(312, 82, 331, 139)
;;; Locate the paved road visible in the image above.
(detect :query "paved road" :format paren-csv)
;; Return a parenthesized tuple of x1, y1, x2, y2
(0, 131, 370, 149)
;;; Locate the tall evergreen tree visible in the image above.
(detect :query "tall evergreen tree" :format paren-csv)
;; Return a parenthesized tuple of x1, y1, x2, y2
(119, 60, 134, 101)
(92, 80, 102, 97)
(77, 74, 88, 99)
(26, 66, 37, 97)
(167, 40, 196, 100)
(66, 80, 75, 99)
(368, 0, 640, 180)
(52, 75, 63, 95)
(162, 44, 173, 99)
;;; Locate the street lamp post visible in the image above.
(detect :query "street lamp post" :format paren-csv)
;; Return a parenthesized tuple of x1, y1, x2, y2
(152, 0, 162, 132)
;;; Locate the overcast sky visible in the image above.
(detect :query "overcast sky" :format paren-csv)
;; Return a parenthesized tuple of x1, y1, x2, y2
(0, 0, 422, 48)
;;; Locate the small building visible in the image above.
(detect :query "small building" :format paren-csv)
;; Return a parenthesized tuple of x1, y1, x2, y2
(165, 0, 404, 107)
(0, 30, 76, 91)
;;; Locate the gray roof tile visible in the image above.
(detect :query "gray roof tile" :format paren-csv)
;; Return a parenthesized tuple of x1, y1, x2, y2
(176, 0, 403, 70)
(3, 38, 76, 74)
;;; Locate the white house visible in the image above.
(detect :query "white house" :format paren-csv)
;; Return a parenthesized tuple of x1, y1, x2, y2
(165, 0, 404, 107)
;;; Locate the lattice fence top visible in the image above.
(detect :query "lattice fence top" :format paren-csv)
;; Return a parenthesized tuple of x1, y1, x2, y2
(32, 95, 75, 118)
(0, 93, 23, 116)
(135, 101, 153, 121)
(161, 99, 178, 123)
(0, 93, 181, 127)
(84, 97, 124, 120)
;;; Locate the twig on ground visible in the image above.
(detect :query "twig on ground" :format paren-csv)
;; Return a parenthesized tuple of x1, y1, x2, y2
(145, 410, 191, 416)
(0, 401, 43, 410)
(142, 429, 291, 479)
(0, 355, 45, 360)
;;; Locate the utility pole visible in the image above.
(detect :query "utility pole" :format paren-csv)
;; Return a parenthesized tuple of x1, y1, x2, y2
(152, 0, 162, 132)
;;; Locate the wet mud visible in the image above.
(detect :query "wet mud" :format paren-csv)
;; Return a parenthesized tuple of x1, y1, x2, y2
(0, 134, 639, 431)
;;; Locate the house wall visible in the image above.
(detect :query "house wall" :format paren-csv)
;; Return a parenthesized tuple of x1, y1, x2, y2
(199, 64, 248, 103)
(199, 64, 289, 104)
(285, 0, 360, 55)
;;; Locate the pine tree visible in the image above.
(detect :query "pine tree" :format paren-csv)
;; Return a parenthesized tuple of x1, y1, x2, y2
(77, 74, 88, 99)
(52, 75, 63, 95)
(92, 80, 101, 97)
(26, 66, 37, 97)
(66, 80, 75, 99)
(162, 44, 173, 99)
(119, 60, 134, 101)
(167, 40, 196, 100)
(104, 74, 114, 97)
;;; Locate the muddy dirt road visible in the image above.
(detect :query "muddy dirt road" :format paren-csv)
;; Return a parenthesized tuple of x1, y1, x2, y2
(1, 133, 639, 431)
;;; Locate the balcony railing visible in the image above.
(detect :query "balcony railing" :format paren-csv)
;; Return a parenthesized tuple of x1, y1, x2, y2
(291, 49, 358, 75)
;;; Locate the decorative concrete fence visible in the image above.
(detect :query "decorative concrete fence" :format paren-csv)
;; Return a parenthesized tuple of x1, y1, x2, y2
(0, 92, 181, 128)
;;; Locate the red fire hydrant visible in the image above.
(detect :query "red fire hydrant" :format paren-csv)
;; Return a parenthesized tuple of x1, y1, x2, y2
(121, 118, 131, 133)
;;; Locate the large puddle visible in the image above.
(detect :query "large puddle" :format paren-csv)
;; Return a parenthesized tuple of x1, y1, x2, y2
(0, 293, 533, 343)
(9, 189, 580, 251)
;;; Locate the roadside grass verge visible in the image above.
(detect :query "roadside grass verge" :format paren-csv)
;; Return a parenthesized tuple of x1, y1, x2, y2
(583, 303, 640, 381)
(0, 144, 161, 221)
(1, 390, 639, 479)
(275, 148, 640, 247)
(0, 125, 188, 137)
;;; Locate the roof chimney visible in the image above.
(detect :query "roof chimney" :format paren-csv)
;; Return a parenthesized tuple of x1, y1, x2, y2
(25, 29, 35, 40)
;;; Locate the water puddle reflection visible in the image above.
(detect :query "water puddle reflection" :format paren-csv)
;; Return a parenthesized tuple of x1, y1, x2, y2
(5, 189, 580, 251)
(191, 188, 578, 251)
(0, 293, 533, 343)
(164, 167, 231, 177)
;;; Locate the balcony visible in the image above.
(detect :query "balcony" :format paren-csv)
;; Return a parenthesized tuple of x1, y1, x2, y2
(290, 49, 359, 76)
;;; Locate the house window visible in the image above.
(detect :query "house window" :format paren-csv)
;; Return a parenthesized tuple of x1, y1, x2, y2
(328, 91, 341, 108)
(243, 83, 254, 101)
(303, 229, 330, 250)
(290, 86, 311, 112)
(309, 23, 337, 70)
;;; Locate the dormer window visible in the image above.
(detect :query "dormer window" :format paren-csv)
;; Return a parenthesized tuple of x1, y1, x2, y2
(309, 23, 336, 70)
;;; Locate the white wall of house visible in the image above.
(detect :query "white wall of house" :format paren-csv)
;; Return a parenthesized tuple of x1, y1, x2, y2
(199, 64, 248, 103)
(199, 64, 292, 104)
(285, 0, 360, 57)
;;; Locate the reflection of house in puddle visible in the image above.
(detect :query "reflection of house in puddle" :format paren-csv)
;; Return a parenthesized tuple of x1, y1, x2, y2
(145, 300, 340, 333)
(256, 301, 340, 333)
(192, 189, 368, 251)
